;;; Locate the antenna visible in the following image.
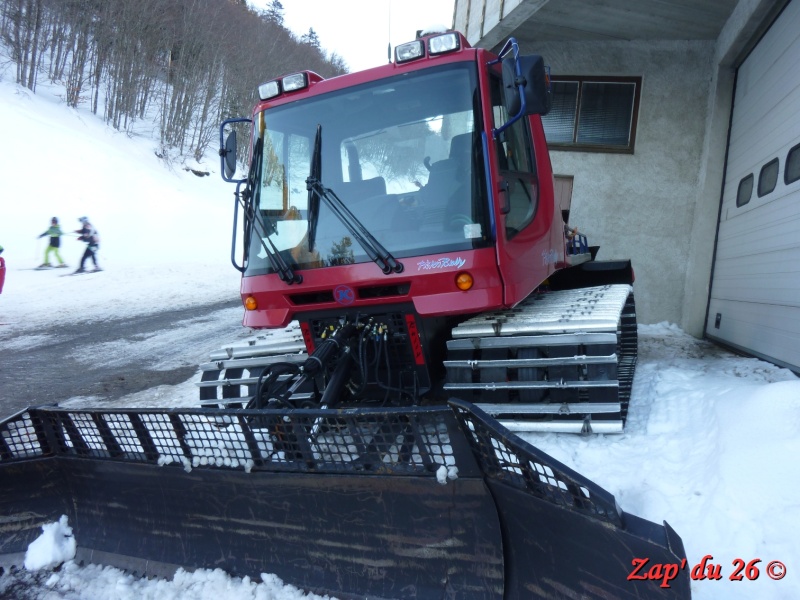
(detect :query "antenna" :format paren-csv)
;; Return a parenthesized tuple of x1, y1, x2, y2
(387, 0, 391, 63)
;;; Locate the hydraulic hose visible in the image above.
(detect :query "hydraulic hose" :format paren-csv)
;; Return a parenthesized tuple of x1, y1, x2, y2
(303, 324, 357, 376)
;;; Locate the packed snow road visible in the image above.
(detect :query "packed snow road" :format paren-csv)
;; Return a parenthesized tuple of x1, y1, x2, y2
(0, 299, 247, 417)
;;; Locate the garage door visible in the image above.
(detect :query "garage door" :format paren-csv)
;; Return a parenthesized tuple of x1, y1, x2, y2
(706, 0, 800, 371)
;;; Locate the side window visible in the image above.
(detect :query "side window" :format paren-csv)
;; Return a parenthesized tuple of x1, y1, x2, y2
(261, 129, 286, 211)
(757, 158, 779, 197)
(261, 130, 310, 213)
(736, 174, 753, 208)
(491, 75, 538, 240)
(786, 143, 800, 185)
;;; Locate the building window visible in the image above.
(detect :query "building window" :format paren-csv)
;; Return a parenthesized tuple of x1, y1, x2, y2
(757, 158, 779, 197)
(542, 76, 641, 153)
(736, 174, 753, 207)
(786, 143, 800, 185)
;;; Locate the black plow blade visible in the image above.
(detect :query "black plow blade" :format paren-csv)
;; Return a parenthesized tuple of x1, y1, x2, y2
(0, 403, 690, 598)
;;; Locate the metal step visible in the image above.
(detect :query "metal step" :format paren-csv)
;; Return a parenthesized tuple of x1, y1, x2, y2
(447, 380, 618, 391)
(208, 341, 305, 360)
(474, 401, 623, 434)
(199, 391, 315, 409)
(475, 402, 621, 415)
(499, 419, 623, 434)
(196, 371, 297, 389)
(447, 332, 619, 350)
(198, 323, 308, 403)
(444, 353, 616, 369)
(208, 322, 305, 360)
(199, 352, 308, 373)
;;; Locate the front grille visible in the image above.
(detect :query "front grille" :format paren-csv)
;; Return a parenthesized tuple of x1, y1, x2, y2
(289, 283, 410, 306)
(289, 290, 335, 305)
(358, 284, 410, 299)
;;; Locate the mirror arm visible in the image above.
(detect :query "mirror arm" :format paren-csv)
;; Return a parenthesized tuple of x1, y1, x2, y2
(230, 182, 247, 273)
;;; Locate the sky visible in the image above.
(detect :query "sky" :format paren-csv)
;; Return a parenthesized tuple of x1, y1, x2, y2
(1, 39, 800, 600)
(250, 0, 456, 72)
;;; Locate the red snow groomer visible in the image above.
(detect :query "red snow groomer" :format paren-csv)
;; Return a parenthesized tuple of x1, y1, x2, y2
(0, 32, 691, 598)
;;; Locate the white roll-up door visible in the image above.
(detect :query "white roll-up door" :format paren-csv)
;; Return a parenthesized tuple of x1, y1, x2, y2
(706, 0, 800, 371)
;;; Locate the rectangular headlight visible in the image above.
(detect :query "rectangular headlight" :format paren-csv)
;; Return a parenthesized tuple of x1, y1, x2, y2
(428, 33, 460, 55)
(395, 40, 424, 63)
(258, 80, 280, 100)
(282, 73, 308, 93)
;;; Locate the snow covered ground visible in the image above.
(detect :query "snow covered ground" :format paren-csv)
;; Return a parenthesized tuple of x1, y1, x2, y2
(2, 62, 799, 600)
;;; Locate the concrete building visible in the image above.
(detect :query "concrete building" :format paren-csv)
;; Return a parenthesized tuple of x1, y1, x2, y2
(453, 0, 800, 371)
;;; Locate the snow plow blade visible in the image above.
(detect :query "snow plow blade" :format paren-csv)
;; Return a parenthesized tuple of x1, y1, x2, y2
(0, 403, 690, 599)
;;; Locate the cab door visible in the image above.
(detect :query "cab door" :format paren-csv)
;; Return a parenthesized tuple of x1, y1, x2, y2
(488, 74, 557, 307)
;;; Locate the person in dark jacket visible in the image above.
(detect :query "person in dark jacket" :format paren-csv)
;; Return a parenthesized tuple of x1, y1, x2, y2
(74, 217, 101, 273)
(37, 217, 67, 268)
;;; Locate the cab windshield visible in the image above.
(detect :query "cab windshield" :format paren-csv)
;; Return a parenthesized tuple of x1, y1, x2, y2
(246, 62, 489, 276)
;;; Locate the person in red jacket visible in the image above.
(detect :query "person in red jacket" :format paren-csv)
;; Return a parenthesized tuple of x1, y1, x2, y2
(0, 245, 6, 295)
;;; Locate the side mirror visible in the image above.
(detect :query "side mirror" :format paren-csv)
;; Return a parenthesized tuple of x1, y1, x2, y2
(223, 130, 238, 179)
(219, 117, 251, 183)
(501, 54, 552, 116)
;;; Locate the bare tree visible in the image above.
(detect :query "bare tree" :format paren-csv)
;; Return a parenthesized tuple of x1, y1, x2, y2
(0, 0, 350, 161)
(2, 0, 44, 90)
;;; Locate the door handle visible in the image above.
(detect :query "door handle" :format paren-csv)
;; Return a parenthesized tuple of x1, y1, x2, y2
(499, 180, 510, 214)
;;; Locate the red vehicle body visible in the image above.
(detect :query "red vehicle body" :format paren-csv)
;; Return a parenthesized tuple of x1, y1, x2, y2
(219, 31, 635, 418)
(218, 32, 606, 408)
(237, 36, 565, 331)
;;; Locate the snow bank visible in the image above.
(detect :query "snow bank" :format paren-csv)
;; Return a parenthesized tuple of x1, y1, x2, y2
(522, 323, 799, 600)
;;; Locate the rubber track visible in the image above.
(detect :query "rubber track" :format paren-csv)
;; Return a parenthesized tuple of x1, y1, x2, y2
(444, 285, 638, 433)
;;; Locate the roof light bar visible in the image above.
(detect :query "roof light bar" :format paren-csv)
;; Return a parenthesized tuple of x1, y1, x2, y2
(428, 32, 460, 55)
(258, 72, 311, 100)
(258, 80, 280, 100)
(395, 40, 424, 63)
(282, 72, 308, 93)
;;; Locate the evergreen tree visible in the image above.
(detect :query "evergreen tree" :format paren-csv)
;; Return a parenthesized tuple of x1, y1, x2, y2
(301, 27, 320, 49)
(264, 0, 284, 26)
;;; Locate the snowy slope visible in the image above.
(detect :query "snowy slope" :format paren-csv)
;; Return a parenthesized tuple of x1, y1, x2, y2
(1, 71, 799, 600)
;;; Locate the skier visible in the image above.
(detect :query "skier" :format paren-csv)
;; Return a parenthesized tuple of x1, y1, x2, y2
(74, 217, 101, 274)
(37, 217, 68, 268)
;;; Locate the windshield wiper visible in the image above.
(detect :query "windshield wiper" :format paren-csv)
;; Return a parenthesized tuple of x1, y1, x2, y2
(306, 125, 322, 252)
(305, 125, 404, 275)
(243, 137, 302, 284)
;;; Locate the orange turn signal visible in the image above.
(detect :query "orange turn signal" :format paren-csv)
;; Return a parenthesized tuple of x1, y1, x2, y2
(455, 272, 473, 291)
(244, 296, 258, 310)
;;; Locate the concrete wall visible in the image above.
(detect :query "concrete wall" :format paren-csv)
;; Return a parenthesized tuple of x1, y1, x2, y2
(455, 0, 548, 49)
(453, 0, 786, 335)
(528, 39, 716, 326)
